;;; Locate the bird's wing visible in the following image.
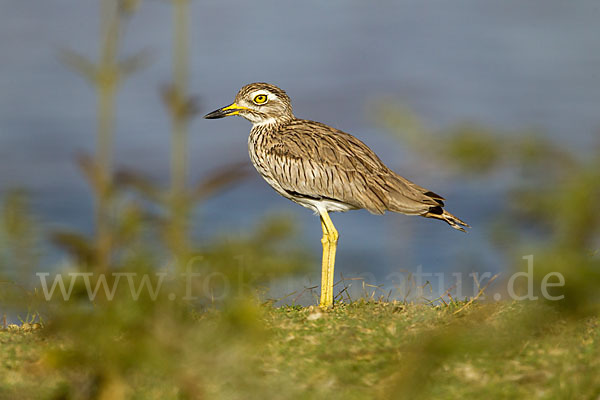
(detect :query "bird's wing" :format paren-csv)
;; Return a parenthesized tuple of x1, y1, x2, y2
(262, 120, 442, 215)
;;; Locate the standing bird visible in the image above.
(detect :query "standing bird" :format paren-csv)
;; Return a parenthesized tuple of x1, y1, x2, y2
(204, 83, 468, 308)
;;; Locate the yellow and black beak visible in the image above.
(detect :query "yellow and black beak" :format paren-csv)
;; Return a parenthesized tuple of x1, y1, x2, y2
(203, 103, 250, 119)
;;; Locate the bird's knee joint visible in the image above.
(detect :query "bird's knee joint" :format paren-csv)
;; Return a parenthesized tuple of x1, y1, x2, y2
(321, 235, 328, 245)
(328, 230, 339, 243)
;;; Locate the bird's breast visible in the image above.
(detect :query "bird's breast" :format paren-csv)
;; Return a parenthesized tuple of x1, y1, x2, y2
(248, 128, 288, 194)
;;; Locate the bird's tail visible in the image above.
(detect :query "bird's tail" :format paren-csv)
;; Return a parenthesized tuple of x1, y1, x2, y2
(424, 206, 470, 232)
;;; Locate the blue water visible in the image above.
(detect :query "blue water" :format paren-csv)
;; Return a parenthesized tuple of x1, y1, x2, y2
(1, 0, 599, 297)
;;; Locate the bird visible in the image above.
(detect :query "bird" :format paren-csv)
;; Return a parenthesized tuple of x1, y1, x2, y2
(204, 82, 468, 308)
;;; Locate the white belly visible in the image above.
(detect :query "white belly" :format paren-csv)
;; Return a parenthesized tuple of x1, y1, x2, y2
(290, 196, 356, 214)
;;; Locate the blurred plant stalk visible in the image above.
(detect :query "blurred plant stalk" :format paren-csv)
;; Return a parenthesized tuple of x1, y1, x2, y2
(61, 0, 146, 273)
(94, 0, 121, 273)
(57, 0, 249, 272)
(163, 0, 197, 269)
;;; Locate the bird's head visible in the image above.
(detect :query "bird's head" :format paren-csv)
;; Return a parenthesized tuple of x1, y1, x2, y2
(204, 82, 294, 125)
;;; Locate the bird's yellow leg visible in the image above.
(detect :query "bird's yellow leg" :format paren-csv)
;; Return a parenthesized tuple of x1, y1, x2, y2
(319, 211, 338, 308)
(319, 218, 331, 308)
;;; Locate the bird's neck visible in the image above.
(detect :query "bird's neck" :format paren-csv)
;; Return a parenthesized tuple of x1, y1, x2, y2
(251, 116, 294, 131)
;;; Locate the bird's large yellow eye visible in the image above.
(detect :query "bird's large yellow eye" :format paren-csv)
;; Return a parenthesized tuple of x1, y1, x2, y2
(253, 94, 268, 104)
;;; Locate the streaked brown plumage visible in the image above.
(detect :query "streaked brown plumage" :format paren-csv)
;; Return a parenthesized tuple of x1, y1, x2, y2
(204, 82, 469, 307)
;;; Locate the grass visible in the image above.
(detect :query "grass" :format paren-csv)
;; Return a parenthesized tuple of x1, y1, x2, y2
(0, 328, 60, 399)
(1, 300, 598, 399)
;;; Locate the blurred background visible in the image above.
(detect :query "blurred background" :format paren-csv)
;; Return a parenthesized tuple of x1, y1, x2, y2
(1, 0, 599, 298)
(2, 2, 600, 398)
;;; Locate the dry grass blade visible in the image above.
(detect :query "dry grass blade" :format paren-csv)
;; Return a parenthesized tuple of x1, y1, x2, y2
(453, 273, 499, 315)
(292, 285, 319, 305)
(425, 284, 457, 306)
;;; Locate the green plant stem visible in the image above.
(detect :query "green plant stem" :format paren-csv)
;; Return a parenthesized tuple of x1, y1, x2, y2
(95, 0, 121, 273)
(169, 0, 191, 267)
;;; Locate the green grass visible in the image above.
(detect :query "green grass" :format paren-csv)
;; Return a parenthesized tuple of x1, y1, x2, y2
(0, 329, 62, 399)
(1, 301, 599, 399)
(263, 302, 600, 399)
